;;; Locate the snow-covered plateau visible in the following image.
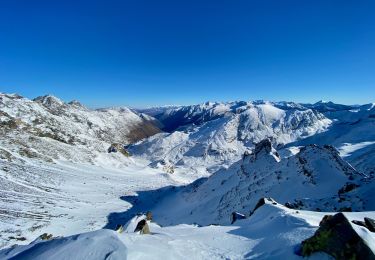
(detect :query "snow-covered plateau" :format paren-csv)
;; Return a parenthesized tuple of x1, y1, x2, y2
(0, 93, 374, 259)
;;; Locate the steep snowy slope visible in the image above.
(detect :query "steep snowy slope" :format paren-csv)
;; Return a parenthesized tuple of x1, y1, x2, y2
(130, 101, 331, 171)
(0, 93, 161, 165)
(147, 139, 372, 226)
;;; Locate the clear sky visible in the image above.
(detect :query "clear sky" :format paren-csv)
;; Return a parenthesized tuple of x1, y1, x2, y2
(0, 0, 374, 107)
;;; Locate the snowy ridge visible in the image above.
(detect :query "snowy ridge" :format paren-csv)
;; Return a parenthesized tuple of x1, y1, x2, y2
(0, 93, 161, 165)
(130, 101, 331, 171)
(288, 101, 375, 176)
(149, 140, 373, 226)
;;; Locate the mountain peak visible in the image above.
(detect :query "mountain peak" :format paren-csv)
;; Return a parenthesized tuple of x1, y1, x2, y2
(251, 138, 280, 162)
(315, 100, 330, 104)
(33, 95, 65, 108)
(68, 100, 86, 109)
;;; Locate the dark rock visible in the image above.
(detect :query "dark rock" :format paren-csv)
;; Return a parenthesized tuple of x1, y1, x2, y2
(134, 219, 150, 234)
(338, 183, 359, 195)
(353, 218, 375, 233)
(107, 143, 130, 156)
(251, 197, 277, 215)
(8, 236, 27, 241)
(253, 139, 273, 157)
(365, 217, 375, 232)
(39, 233, 53, 240)
(231, 212, 246, 224)
(352, 220, 367, 228)
(301, 213, 375, 259)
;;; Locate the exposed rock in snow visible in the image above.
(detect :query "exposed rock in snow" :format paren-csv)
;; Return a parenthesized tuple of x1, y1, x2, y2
(1, 93, 375, 258)
(301, 213, 375, 259)
(288, 102, 375, 176)
(130, 101, 331, 170)
(2, 200, 374, 260)
(148, 140, 371, 226)
(0, 93, 161, 165)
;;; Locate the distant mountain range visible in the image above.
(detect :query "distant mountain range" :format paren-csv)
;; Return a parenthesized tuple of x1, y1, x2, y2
(1, 92, 374, 257)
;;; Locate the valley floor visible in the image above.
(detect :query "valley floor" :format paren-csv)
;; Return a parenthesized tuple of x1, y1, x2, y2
(0, 157, 195, 249)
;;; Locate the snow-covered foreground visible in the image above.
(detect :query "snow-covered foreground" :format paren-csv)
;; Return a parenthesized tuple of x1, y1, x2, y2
(2, 201, 375, 260)
(0, 158, 193, 249)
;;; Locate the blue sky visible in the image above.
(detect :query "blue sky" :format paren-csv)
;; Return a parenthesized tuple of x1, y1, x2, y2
(0, 0, 374, 107)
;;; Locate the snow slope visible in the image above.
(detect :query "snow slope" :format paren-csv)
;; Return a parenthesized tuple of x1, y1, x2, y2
(0, 155, 191, 249)
(1, 94, 375, 259)
(2, 200, 374, 260)
(146, 140, 373, 226)
(288, 102, 375, 176)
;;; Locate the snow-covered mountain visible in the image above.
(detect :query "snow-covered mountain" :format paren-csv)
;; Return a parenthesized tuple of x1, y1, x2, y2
(132, 100, 375, 179)
(130, 101, 331, 172)
(287, 102, 375, 176)
(147, 139, 374, 226)
(303, 100, 355, 113)
(1, 93, 375, 259)
(0, 93, 161, 165)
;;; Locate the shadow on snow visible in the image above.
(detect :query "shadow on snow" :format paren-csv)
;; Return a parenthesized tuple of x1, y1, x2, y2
(103, 177, 208, 229)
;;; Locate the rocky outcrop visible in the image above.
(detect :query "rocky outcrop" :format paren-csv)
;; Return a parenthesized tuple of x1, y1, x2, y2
(252, 138, 280, 160)
(301, 213, 375, 259)
(151, 139, 371, 226)
(352, 217, 375, 232)
(108, 143, 130, 157)
(231, 212, 246, 224)
(251, 197, 278, 215)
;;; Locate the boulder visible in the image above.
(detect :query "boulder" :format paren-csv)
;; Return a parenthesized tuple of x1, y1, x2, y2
(134, 219, 150, 234)
(107, 143, 130, 156)
(39, 233, 53, 240)
(123, 213, 152, 234)
(301, 213, 375, 259)
(352, 217, 375, 233)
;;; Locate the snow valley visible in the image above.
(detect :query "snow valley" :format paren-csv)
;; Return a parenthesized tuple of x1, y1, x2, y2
(0, 93, 375, 259)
